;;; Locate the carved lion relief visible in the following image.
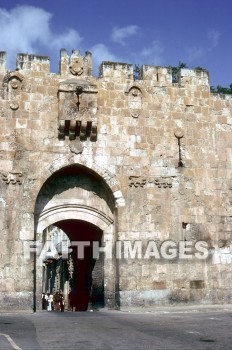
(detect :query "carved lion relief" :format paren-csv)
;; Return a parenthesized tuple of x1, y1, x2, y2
(129, 175, 174, 188)
(0, 171, 23, 185)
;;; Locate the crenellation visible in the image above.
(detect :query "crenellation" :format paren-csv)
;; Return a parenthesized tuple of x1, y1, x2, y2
(99, 61, 134, 80)
(59, 49, 93, 77)
(16, 53, 50, 72)
(141, 65, 173, 86)
(0, 51, 6, 71)
(179, 68, 209, 87)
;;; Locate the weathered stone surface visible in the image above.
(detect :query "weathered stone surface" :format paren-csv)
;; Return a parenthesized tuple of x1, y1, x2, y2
(0, 49, 232, 311)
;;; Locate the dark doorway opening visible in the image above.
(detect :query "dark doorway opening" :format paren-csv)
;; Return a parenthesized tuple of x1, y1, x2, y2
(55, 219, 104, 311)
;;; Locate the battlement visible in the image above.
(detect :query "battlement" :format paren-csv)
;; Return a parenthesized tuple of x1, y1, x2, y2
(99, 61, 134, 80)
(0, 51, 50, 73)
(178, 68, 209, 86)
(59, 49, 92, 76)
(16, 53, 50, 72)
(0, 49, 210, 87)
(0, 51, 6, 71)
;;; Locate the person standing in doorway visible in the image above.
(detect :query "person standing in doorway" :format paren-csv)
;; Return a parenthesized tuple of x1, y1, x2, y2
(53, 292, 60, 311)
(59, 290, 64, 312)
(68, 289, 76, 312)
(47, 293, 52, 311)
(42, 293, 47, 310)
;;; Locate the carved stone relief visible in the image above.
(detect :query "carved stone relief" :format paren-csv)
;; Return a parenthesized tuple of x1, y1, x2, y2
(3, 72, 26, 111)
(10, 101, 19, 110)
(0, 107, 6, 117)
(126, 86, 142, 118)
(69, 139, 84, 154)
(174, 128, 184, 138)
(129, 175, 174, 188)
(0, 171, 23, 185)
(69, 57, 84, 76)
(3, 71, 25, 91)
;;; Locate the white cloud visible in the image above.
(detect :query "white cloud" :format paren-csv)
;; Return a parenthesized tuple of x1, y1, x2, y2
(90, 43, 123, 74)
(90, 44, 120, 63)
(140, 40, 164, 65)
(208, 29, 220, 48)
(186, 47, 204, 61)
(51, 29, 82, 51)
(111, 25, 139, 45)
(185, 28, 220, 64)
(91, 40, 165, 73)
(0, 5, 82, 68)
(186, 29, 220, 63)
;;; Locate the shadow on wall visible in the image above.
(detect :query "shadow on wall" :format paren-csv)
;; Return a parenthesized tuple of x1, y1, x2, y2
(34, 164, 115, 229)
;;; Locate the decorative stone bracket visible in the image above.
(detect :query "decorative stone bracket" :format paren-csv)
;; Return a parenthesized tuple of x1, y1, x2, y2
(58, 120, 97, 141)
(58, 79, 98, 142)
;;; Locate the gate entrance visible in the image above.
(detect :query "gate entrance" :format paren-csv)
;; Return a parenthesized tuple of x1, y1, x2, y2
(34, 164, 116, 311)
(56, 219, 103, 311)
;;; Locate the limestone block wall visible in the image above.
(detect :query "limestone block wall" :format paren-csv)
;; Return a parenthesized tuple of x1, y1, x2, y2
(0, 49, 231, 310)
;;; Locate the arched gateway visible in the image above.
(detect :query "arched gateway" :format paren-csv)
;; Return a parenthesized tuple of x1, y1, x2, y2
(34, 163, 120, 311)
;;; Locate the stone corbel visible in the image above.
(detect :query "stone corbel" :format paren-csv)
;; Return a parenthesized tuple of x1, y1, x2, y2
(58, 120, 97, 142)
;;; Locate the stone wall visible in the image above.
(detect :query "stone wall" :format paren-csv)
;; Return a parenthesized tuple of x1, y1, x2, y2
(0, 49, 231, 310)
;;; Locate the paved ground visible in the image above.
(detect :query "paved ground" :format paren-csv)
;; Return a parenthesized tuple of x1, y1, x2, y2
(0, 305, 232, 350)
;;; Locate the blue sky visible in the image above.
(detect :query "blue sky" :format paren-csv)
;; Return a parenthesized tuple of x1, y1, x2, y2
(0, 0, 231, 87)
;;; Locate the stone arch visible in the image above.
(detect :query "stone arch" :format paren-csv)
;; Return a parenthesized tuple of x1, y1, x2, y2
(37, 204, 113, 234)
(34, 162, 115, 229)
(34, 162, 118, 311)
(32, 156, 125, 211)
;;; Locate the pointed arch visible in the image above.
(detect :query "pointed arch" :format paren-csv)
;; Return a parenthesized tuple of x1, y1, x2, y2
(33, 157, 125, 211)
